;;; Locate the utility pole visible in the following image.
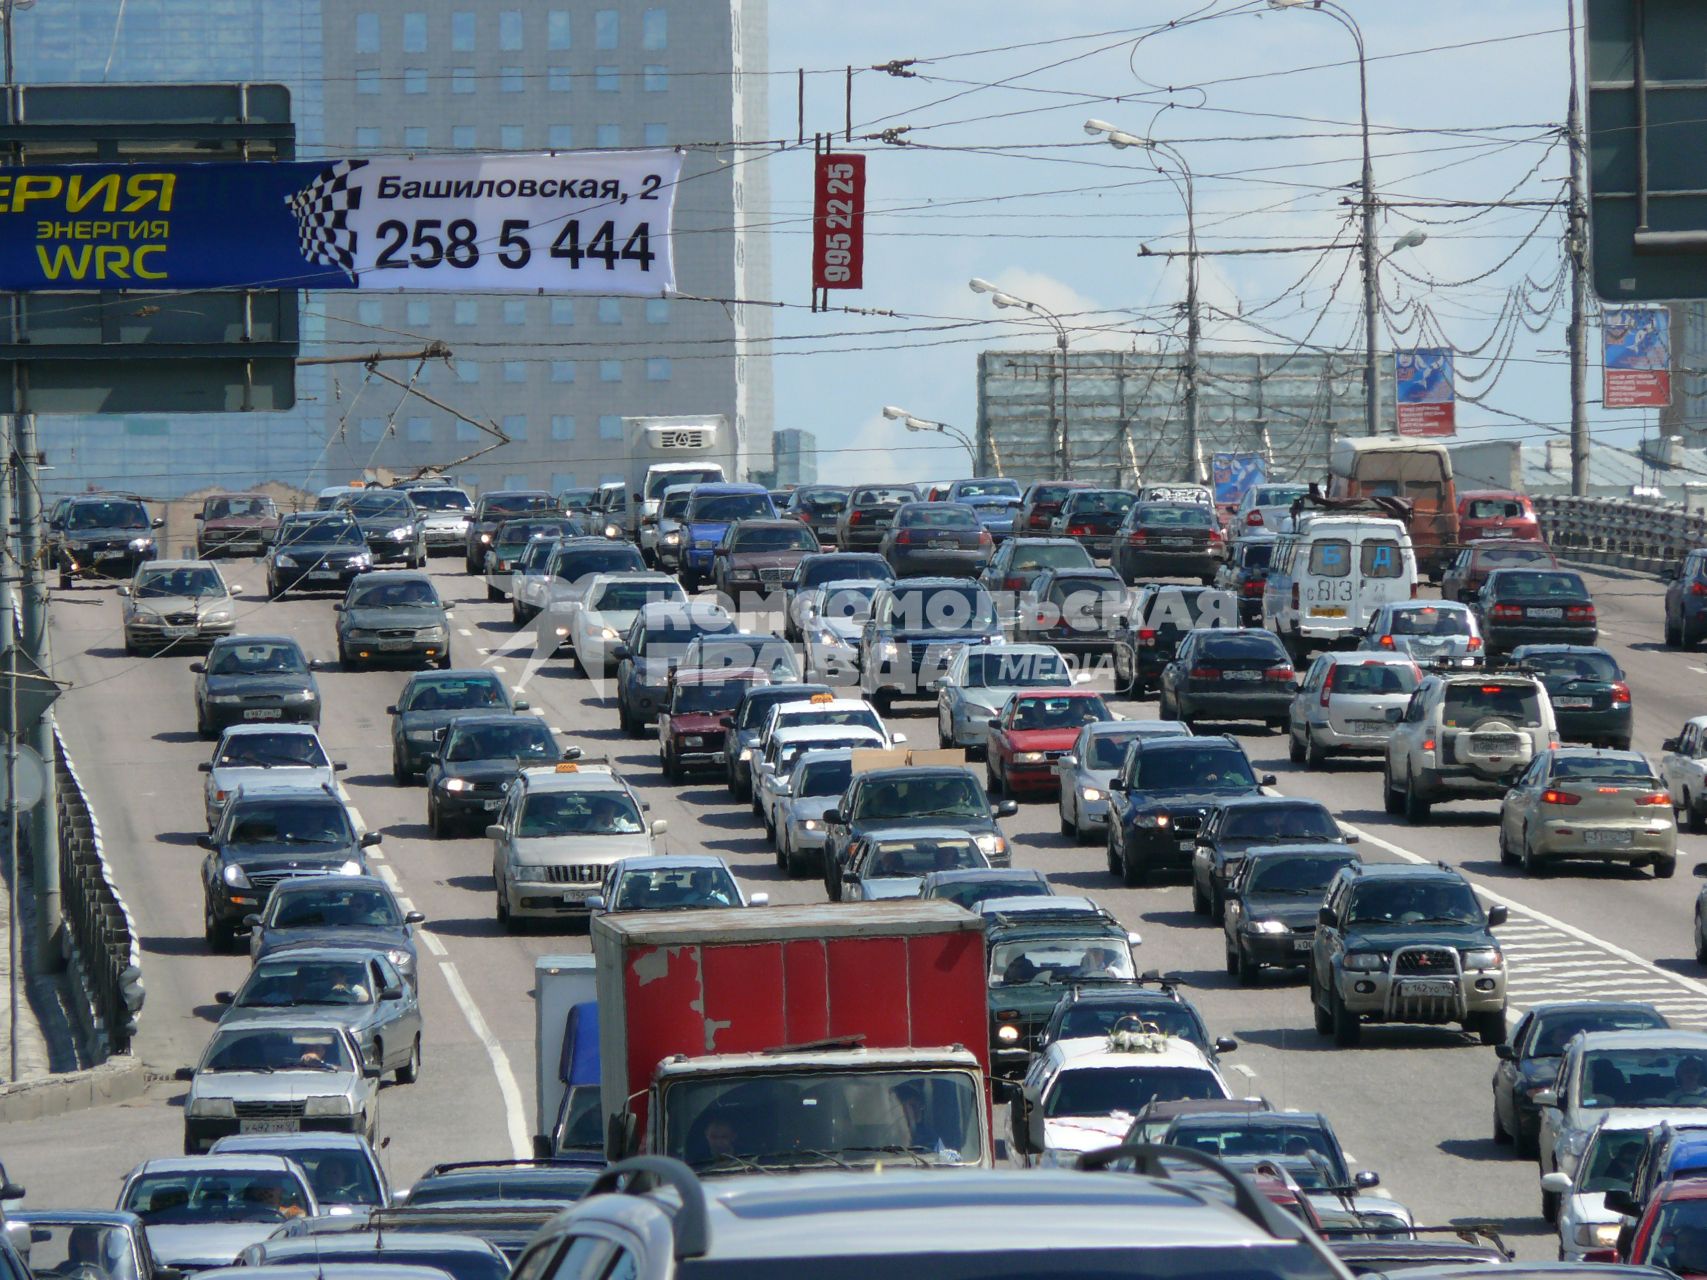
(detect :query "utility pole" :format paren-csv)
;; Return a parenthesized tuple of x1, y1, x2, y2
(1566, 0, 1592, 497)
(1, 416, 15, 1083)
(14, 412, 53, 969)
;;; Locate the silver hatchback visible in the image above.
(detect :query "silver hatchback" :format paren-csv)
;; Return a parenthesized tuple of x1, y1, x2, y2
(1287, 652, 1421, 768)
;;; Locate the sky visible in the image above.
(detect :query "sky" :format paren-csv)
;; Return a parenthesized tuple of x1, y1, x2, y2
(756, 0, 1634, 485)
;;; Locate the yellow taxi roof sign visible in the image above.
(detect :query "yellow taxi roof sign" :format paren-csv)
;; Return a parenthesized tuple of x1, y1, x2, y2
(555, 762, 579, 773)
(809, 693, 836, 704)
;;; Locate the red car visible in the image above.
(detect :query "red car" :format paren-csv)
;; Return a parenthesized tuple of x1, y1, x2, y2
(1621, 1176, 1707, 1276)
(984, 687, 1111, 800)
(1458, 489, 1542, 543)
(659, 666, 769, 782)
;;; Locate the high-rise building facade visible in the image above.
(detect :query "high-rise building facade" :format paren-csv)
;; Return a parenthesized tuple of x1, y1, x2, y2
(773, 428, 816, 486)
(15, 1, 771, 501)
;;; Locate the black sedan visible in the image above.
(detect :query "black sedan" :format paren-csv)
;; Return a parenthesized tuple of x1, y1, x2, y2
(1221, 844, 1361, 984)
(425, 714, 574, 837)
(1012, 567, 1129, 656)
(1051, 489, 1137, 558)
(1112, 584, 1238, 697)
(338, 489, 427, 567)
(1106, 735, 1274, 886)
(1158, 628, 1295, 728)
(245, 874, 426, 986)
(1189, 795, 1349, 921)
(1512, 644, 1632, 750)
(334, 571, 452, 669)
(389, 669, 520, 782)
(266, 515, 373, 597)
(1474, 568, 1598, 656)
(879, 502, 992, 578)
(1111, 502, 1226, 586)
(192, 635, 323, 739)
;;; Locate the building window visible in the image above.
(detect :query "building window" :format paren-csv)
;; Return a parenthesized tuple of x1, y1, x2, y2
(551, 472, 577, 491)
(354, 126, 381, 150)
(454, 300, 478, 325)
(595, 9, 619, 48)
(499, 124, 524, 150)
(504, 475, 529, 491)
(451, 11, 475, 51)
(405, 300, 431, 326)
(547, 9, 571, 49)
(646, 298, 670, 324)
(451, 66, 475, 94)
(355, 13, 379, 53)
(500, 66, 525, 93)
(503, 300, 526, 326)
(357, 299, 383, 325)
(642, 123, 667, 147)
(595, 124, 621, 148)
(456, 362, 480, 384)
(598, 298, 623, 325)
(643, 65, 668, 92)
(646, 358, 671, 382)
(550, 361, 576, 382)
(600, 360, 622, 383)
(358, 416, 385, 443)
(548, 67, 572, 93)
(503, 361, 527, 384)
(403, 68, 428, 94)
(551, 299, 575, 325)
(595, 65, 619, 92)
(548, 124, 574, 149)
(499, 10, 523, 50)
(402, 12, 426, 51)
(355, 68, 381, 95)
(551, 416, 576, 441)
(403, 126, 427, 150)
(451, 125, 476, 149)
(406, 417, 432, 443)
(642, 8, 667, 49)
(599, 414, 622, 439)
(503, 414, 528, 441)
(456, 421, 479, 442)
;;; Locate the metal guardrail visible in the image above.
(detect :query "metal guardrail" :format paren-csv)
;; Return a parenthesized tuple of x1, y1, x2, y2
(1534, 494, 1707, 576)
(52, 726, 142, 1058)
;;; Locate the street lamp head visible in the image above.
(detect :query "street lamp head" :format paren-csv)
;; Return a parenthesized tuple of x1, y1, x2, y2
(1084, 119, 1115, 138)
(990, 293, 1022, 309)
(881, 405, 908, 421)
(1392, 230, 1427, 252)
(968, 277, 999, 295)
(1268, 0, 1321, 8)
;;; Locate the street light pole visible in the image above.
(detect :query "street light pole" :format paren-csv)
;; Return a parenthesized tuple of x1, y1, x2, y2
(880, 405, 986, 473)
(969, 279, 1070, 479)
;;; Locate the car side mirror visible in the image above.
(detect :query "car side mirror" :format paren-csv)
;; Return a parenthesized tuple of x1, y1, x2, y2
(1384, 707, 1403, 724)
(189, 662, 205, 674)
(173, 1067, 195, 1083)
(1059, 753, 1078, 768)
(749, 893, 770, 908)
(611, 643, 631, 661)
(485, 824, 505, 840)
(1533, 1088, 1558, 1108)
(995, 800, 1019, 817)
(229, 585, 245, 597)
(1318, 906, 1334, 927)
(1353, 1170, 1380, 1190)
(117, 585, 131, 598)
(891, 731, 908, 745)
(360, 831, 382, 848)
(1605, 1189, 1640, 1217)
(991, 1078, 1018, 1105)
(1341, 831, 1359, 845)
(1695, 863, 1707, 879)
(380, 986, 404, 1001)
(562, 746, 583, 762)
(1109, 779, 1127, 793)
(334, 761, 349, 773)
(1260, 774, 1277, 787)
(1665, 737, 1681, 753)
(214, 991, 234, 1006)
(1194, 833, 1212, 846)
(195, 834, 212, 849)
(152, 517, 165, 529)
(928, 678, 945, 692)
(651, 819, 670, 837)
(309, 659, 327, 671)
(1494, 1043, 1515, 1061)
(363, 1063, 383, 1080)
(1215, 1036, 1238, 1054)
(332, 603, 345, 612)
(586, 895, 607, 913)
(242, 914, 261, 929)
(719, 715, 735, 729)
(513, 699, 529, 711)
(1487, 904, 1508, 927)
(826, 809, 846, 825)
(1540, 1171, 1573, 1196)
(197, 761, 212, 773)
(404, 910, 425, 924)
(1348, 627, 1364, 639)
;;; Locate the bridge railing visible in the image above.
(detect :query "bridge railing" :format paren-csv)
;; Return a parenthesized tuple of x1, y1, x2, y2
(1533, 494, 1707, 576)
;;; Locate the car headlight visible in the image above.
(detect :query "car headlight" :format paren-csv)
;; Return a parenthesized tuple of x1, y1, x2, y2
(739, 747, 754, 761)
(275, 554, 298, 568)
(304, 1095, 353, 1117)
(600, 627, 620, 641)
(662, 532, 681, 545)
(879, 641, 900, 660)
(803, 819, 822, 831)
(286, 689, 316, 702)
(1461, 947, 1503, 969)
(350, 554, 372, 568)
(682, 735, 705, 747)
(604, 524, 622, 540)
(406, 728, 437, 742)
(338, 860, 363, 876)
(209, 693, 243, 704)
(1562, 1128, 1591, 1158)
(202, 609, 234, 624)
(975, 833, 1005, 857)
(128, 536, 154, 551)
(386, 948, 415, 974)
(479, 532, 493, 543)
(1081, 786, 1105, 802)
(730, 569, 757, 581)
(188, 1097, 235, 1117)
(1014, 751, 1046, 764)
(221, 864, 251, 888)
(1244, 919, 1290, 935)
(515, 865, 550, 881)
(415, 627, 446, 641)
(1131, 813, 1172, 828)
(442, 778, 472, 792)
(389, 527, 412, 540)
(1577, 1223, 1620, 1249)
(817, 631, 840, 646)
(997, 1024, 1021, 1044)
(1343, 952, 1388, 971)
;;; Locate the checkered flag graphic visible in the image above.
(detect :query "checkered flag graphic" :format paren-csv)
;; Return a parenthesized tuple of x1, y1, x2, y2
(286, 159, 368, 279)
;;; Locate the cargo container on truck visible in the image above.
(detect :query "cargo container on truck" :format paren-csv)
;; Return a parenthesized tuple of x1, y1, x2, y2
(622, 415, 739, 548)
(593, 900, 992, 1174)
(1326, 438, 1459, 580)
(532, 955, 601, 1161)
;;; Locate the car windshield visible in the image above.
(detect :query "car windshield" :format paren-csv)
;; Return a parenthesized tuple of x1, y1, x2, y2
(990, 939, 1134, 987)
(642, 615, 732, 645)
(1198, 634, 1288, 662)
(406, 1169, 598, 1205)
(693, 638, 800, 677)
(410, 489, 471, 512)
(1086, 733, 1146, 770)
(648, 468, 725, 499)
(1069, 492, 1136, 515)
(1548, 754, 1657, 784)
(202, 1026, 352, 1073)
(279, 519, 363, 547)
(237, 957, 378, 1007)
(519, 791, 645, 837)
(520, 539, 559, 570)
(1346, 880, 1482, 926)
(1045, 1066, 1224, 1118)
(733, 525, 819, 551)
(1468, 498, 1528, 519)
(1388, 607, 1472, 637)
(1056, 1003, 1205, 1047)
(346, 494, 411, 518)
(1328, 662, 1418, 695)
(796, 489, 850, 513)
(556, 547, 647, 581)
(864, 838, 983, 878)
(1474, 546, 1554, 570)
(68, 501, 148, 531)
(125, 1168, 311, 1224)
(205, 496, 275, 519)
(498, 520, 573, 547)
(16, 1222, 140, 1280)
(216, 732, 327, 769)
(803, 559, 891, 588)
(1494, 572, 1588, 599)
(613, 866, 740, 910)
(900, 505, 978, 530)
(225, 801, 350, 849)
(1245, 855, 1356, 896)
(673, 681, 755, 714)
(796, 759, 854, 798)
(1222, 804, 1337, 843)
(446, 723, 557, 761)
(1009, 695, 1109, 730)
(956, 480, 1022, 499)
(1582, 1049, 1707, 1108)
(890, 586, 999, 634)
(852, 487, 917, 506)
(928, 876, 1048, 909)
(592, 580, 683, 611)
(1530, 1009, 1666, 1058)
(1255, 486, 1309, 506)
(776, 736, 876, 773)
(1133, 748, 1256, 792)
(852, 774, 985, 821)
(262, 1150, 383, 1208)
(692, 495, 772, 522)
(661, 492, 695, 518)
(269, 887, 401, 929)
(484, 494, 555, 519)
(348, 578, 439, 608)
(1011, 544, 1094, 572)
(1031, 486, 1079, 505)
(134, 567, 225, 599)
(963, 651, 1070, 689)
(1240, 543, 1274, 569)
(665, 1069, 984, 1170)
(1137, 506, 1215, 528)
(1525, 651, 1620, 682)
(208, 641, 308, 677)
(814, 585, 879, 622)
(1169, 1122, 1343, 1183)
(1441, 684, 1545, 728)
(1578, 1129, 1650, 1194)
(401, 675, 506, 712)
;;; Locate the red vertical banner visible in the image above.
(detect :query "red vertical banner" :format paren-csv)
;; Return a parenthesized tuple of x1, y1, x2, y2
(812, 152, 865, 290)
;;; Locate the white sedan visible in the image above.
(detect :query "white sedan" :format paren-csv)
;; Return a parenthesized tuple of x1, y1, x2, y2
(562, 572, 685, 672)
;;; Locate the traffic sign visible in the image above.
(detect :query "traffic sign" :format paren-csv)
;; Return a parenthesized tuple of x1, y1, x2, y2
(0, 647, 63, 736)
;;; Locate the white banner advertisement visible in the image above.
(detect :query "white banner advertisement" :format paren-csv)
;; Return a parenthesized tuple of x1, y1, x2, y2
(287, 149, 683, 294)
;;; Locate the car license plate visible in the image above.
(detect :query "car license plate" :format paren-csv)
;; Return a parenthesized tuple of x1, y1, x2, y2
(1585, 829, 1634, 847)
(242, 708, 283, 720)
(1224, 670, 1260, 681)
(1310, 606, 1347, 617)
(1161, 537, 1190, 547)
(239, 1118, 299, 1134)
(1178, 839, 1196, 853)
(1553, 696, 1592, 708)
(378, 639, 414, 651)
(308, 570, 338, 581)
(162, 627, 194, 639)
(1349, 720, 1386, 734)
(930, 539, 959, 550)
(1402, 980, 1456, 998)
(482, 799, 502, 811)
(1292, 939, 1312, 952)
(95, 549, 125, 561)
(1527, 607, 1563, 620)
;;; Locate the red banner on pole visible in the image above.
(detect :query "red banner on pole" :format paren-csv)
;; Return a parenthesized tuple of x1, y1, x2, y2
(812, 153, 865, 290)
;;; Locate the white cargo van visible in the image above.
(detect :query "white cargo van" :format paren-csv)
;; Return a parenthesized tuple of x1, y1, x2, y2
(1262, 515, 1415, 657)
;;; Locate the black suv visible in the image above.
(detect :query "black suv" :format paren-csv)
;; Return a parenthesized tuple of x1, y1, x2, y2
(1190, 795, 1349, 921)
(1107, 736, 1274, 887)
(50, 494, 161, 587)
(820, 765, 1016, 901)
(1112, 584, 1239, 696)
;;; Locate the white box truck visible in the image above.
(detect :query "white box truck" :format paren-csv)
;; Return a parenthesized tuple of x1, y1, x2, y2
(622, 415, 740, 554)
(532, 954, 600, 1160)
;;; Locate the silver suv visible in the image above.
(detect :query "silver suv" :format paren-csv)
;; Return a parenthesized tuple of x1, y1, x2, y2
(1382, 669, 1557, 822)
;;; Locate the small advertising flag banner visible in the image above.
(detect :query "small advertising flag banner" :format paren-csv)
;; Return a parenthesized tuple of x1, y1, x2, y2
(1394, 348, 1456, 438)
(812, 152, 865, 290)
(1603, 306, 1672, 408)
(1211, 452, 1266, 506)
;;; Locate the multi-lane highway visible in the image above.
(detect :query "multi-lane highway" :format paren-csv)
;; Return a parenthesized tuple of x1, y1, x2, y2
(6, 556, 1705, 1252)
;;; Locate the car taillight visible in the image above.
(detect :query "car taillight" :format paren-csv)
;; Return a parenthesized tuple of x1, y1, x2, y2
(1190, 666, 1221, 679)
(1138, 628, 1158, 648)
(1246, 510, 1264, 526)
(979, 529, 993, 546)
(1567, 603, 1596, 622)
(1490, 603, 1522, 621)
(895, 529, 914, 545)
(1378, 635, 1395, 649)
(1264, 665, 1295, 683)
(1127, 530, 1148, 545)
(1068, 524, 1091, 536)
(1692, 581, 1707, 597)
(849, 510, 864, 525)
(1541, 789, 1581, 806)
(1208, 529, 1224, 544)
(1034, 609, 1051, 626)
(1468, 636, 1483, 651)
(1319, 665, 1337, 707)
(1636, 792, 1671, 806)
(1004, 576, 1025, 591)
(1611, 681, 1631, 704)
(1242, 579, 1264, 597)
(1421, 738, 1436, 751)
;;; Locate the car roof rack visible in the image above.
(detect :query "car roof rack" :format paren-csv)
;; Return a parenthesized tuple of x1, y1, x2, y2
(584, 1156, 710, 1260)
(1317, 1223, 1513, 1258)
(421, 1158, 586, 1176)
(1073, 1143, 1304, 1240)
(990, 905, 1118, 928)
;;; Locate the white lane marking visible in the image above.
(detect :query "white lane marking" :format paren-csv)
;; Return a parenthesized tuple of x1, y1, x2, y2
(420, 930, 448, 958)
(492, 665, 507, 674)
(438, 959, 531, 1158)
(459, 628, 473, 637)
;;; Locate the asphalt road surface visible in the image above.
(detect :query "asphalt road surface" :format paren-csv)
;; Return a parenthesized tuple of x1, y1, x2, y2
(8, 558, 1705, 1255)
